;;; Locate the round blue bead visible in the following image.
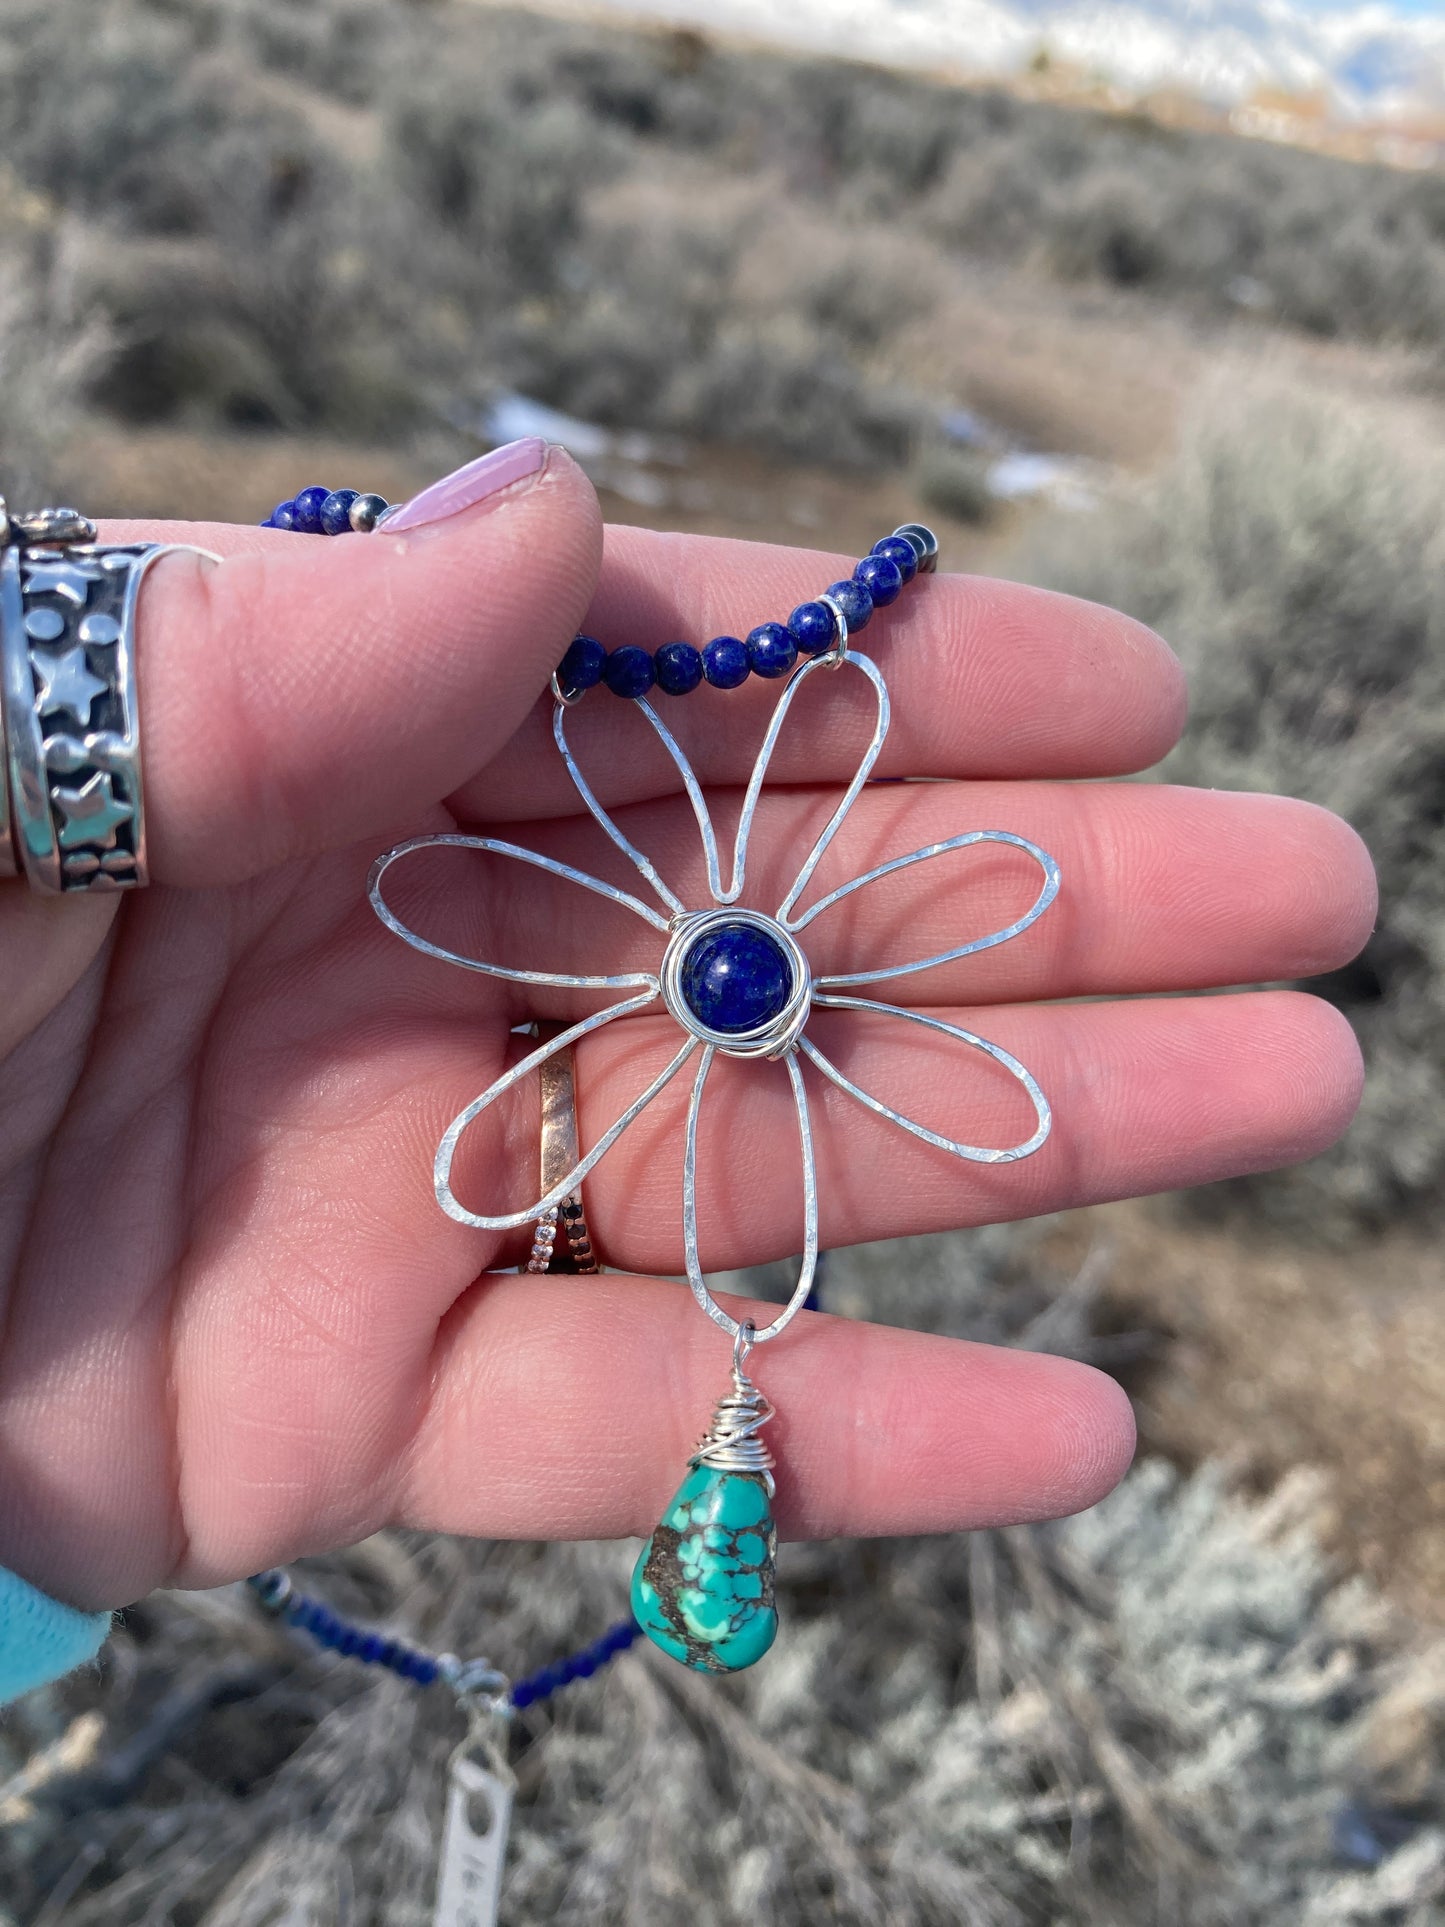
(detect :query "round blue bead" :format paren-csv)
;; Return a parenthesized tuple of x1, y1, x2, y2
(788, 600, 838, 656)
(290, 486, 332, 536)
(680, 921, 794, 1035)
(270, 500, 298, 533)
(702, 634, 750, 689)
(871, 535, 918, 585)
(319, 488, 359, 536)
(511, 1680, 539, 1709)
(359, 1634, 385, 1664)
(602, 645, 656, 699)
(405, 1651, 438, 1685)
(825, 578, 874, 631)
(558, 634, 606, 695)
(854, 553, 904, 607)
(654, 640, 704, 696)
(746, 622, 797, 679)
(337, 1627, 362, 1657)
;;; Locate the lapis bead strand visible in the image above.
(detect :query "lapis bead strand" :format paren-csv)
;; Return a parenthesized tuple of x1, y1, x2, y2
(559, 521, 937, 702)
(263, 486, 391, 536)
(267, 490, 937, 703)
(509, 1619, 641, 1709)
(246, 1569, 639, 1710)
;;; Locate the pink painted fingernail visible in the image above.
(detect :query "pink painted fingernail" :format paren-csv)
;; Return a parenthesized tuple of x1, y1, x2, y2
(381, 438, 548, 533)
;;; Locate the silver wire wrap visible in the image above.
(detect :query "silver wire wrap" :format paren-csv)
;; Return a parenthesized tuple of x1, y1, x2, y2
(815, 592, 850, 667)
(659, 907, 813, 1061)
(688, 1327, 777, 1497)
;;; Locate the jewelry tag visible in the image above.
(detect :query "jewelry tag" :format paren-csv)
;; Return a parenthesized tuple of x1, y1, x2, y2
(432, 1744, 515, 1927)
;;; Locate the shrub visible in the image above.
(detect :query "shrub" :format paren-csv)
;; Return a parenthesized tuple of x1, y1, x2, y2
(0, 213, 111, 502)
(916, 441, 996, 524)
(1009, 381, 1445, 1232)
(5, 0, 1445, 466)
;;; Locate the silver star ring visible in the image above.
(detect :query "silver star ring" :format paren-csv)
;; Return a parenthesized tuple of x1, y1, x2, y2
(0, 500, 216, 893)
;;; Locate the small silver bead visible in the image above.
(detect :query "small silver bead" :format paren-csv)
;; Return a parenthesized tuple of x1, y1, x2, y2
(349, 492, 390, 534)
(252, 1569, 293, 1612)
(892, 522, 939, 574)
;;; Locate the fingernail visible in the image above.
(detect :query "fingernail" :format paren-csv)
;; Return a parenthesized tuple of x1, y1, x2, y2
(381, 438, 548, 534)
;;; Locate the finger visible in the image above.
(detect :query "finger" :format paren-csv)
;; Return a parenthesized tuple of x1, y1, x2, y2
(162, 992, 1347, 1584)
(403, 781, 1376, 1010)
(168, 1280, 1134, 1581)
(459, 527, 1188, 820)
(100, 442, 602, 886)
(562, 990, 1363, 1273)
(0, 884, 116, 1061)
(398, 1274, 1137, 1545)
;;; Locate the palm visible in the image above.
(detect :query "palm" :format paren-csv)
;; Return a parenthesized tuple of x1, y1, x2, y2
(0, 458, 1374, 1613)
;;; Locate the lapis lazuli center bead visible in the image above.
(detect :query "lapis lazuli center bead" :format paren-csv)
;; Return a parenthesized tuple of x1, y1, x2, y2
(678, 921, 794, 1036)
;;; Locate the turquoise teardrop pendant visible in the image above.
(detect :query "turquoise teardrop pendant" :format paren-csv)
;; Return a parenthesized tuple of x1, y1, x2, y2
(630, 1354, 778, 1673)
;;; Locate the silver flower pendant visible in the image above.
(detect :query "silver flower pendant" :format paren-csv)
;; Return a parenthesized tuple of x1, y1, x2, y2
(371, 643, 1060, 1673)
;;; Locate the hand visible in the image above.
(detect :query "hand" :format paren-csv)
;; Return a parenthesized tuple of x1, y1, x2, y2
(0, 449, 1375, 1610)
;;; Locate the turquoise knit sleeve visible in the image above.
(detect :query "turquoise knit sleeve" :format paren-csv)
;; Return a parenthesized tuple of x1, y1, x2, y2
(0, 1566, 111, 1704)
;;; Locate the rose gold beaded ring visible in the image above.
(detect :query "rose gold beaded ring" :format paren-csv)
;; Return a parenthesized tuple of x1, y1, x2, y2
(526, 1034, 600, 1276)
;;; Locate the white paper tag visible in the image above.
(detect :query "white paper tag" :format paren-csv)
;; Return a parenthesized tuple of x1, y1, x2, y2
(432, 1748, 515, 1927)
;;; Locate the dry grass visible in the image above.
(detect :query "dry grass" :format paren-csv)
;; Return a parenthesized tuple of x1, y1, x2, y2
(1040, 1202, 1445, 1628)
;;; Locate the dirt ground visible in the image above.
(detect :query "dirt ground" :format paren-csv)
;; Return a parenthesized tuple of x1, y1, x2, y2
(1040, 1199, 1445, 1626)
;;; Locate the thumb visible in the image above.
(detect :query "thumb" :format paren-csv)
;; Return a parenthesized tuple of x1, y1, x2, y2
(106, 439, 601, 887)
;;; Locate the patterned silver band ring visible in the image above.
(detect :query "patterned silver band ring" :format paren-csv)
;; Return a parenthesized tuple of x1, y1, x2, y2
(2, 539, 156, 892)
(0, 538, 215, 895)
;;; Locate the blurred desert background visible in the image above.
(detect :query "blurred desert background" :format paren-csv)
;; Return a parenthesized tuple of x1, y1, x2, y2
(2, 0, 1445, 1920)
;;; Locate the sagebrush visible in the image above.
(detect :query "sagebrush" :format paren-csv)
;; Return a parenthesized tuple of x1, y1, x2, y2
(1010, 383, 1444, 1231)
(4, 0, 1445, 470)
